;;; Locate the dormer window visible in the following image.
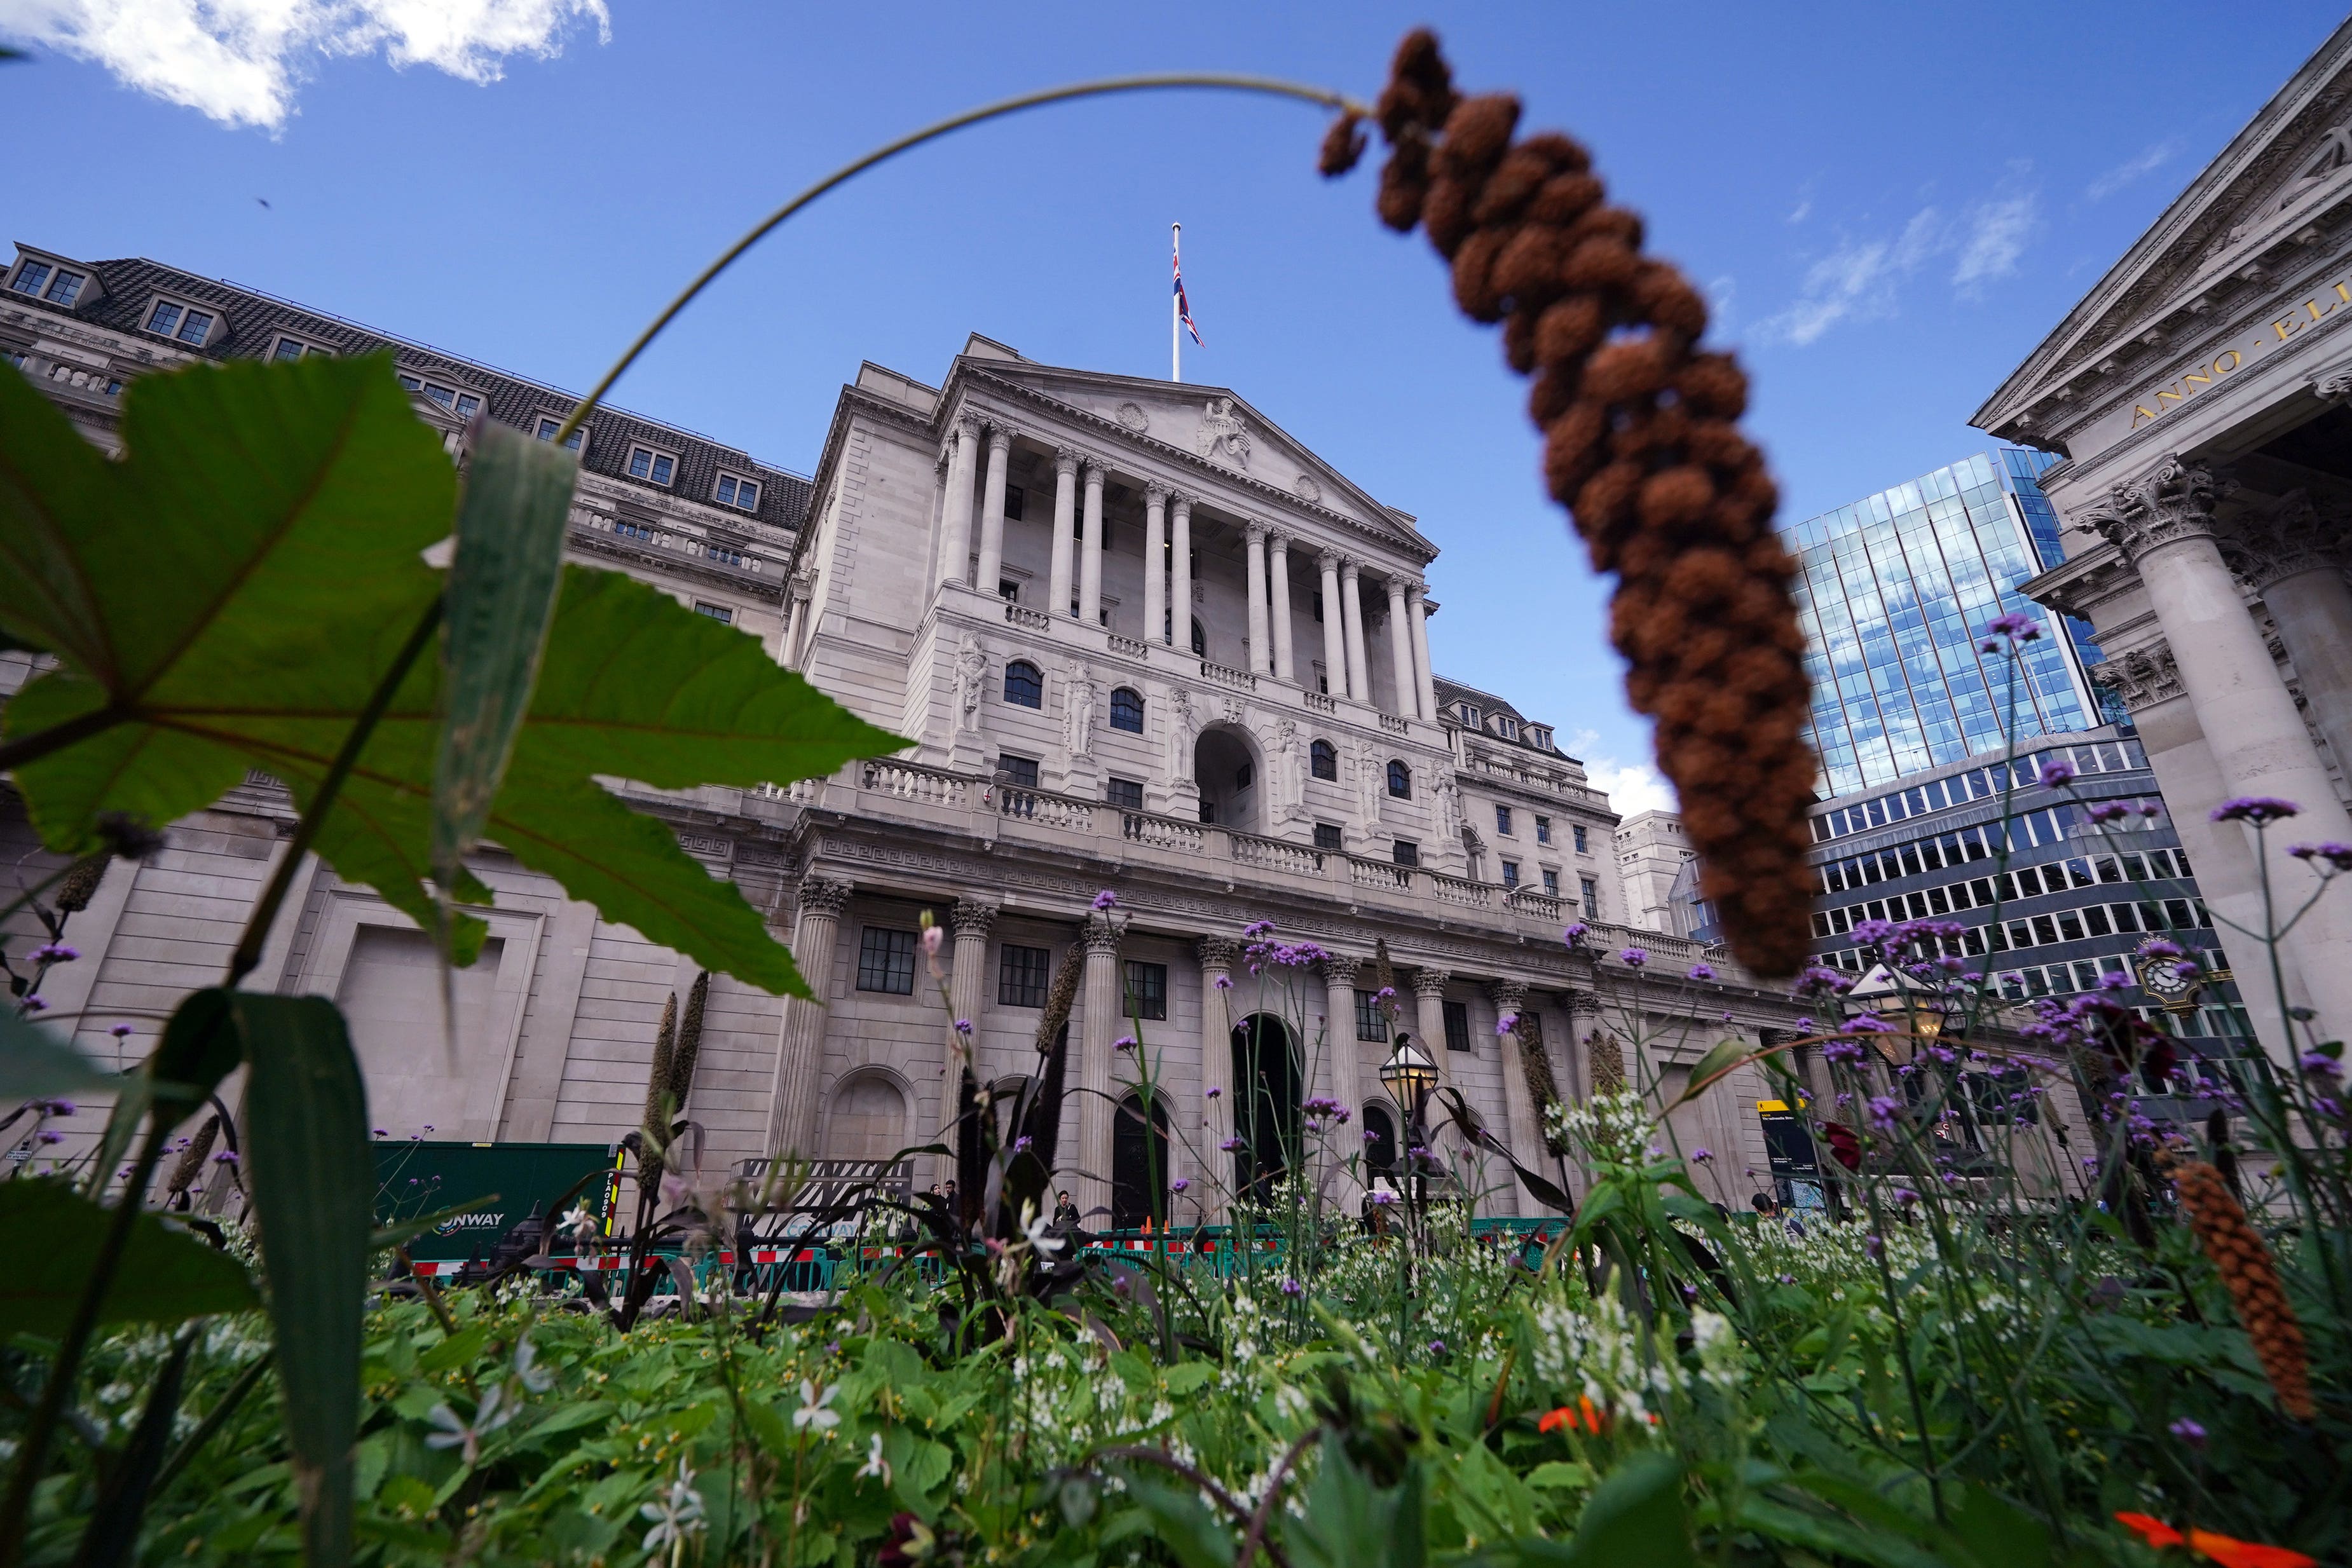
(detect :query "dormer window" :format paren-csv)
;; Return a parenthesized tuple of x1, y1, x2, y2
(533, 415, 587, 453)
(144, 299, 217, 346)
(1528, 725, 1552, 749)
(11, 261, 86, 307)
(270, 335, 329, 361)
(1497, 716, 1520, 741)
(627, 445, 678, 486)
(1456, 702, 1479, 728)
(415, 381, 482, 420)
(715, 473, 760, 510)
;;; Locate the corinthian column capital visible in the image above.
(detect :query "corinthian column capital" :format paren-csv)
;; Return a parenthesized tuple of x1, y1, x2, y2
(950, 897, 999, 939)
(2076, 453, 2220, 562)
(1053, 445, 1081, 476)
(2088, 639, 2184, 713)
(796, 876, 851, 918)
(2220, 489, 2348, 592)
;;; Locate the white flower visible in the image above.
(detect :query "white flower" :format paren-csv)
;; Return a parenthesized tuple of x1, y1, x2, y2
(858, 1431, 891, 1482)
(423, 1382, 516, 1466)
(559, 1205, 598, 1242)
(641, 1459, 706, 1551)
(792, 1380, 841, 1431)
(512, 1333, 554, 1394)
(1022, 1202, 1065, 1259)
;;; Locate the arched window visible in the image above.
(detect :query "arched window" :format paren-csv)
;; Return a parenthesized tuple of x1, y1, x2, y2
(1310, 739, 1338, 781)
(1111, 1092, 1172, 1231)
(1387, 760, 1411, 799)
(1191, 617, 1207, 657)
(1362, 1105, 1398, 1179)
(1003, 660, 1043, 709)
(1110, 687, 1145, 732)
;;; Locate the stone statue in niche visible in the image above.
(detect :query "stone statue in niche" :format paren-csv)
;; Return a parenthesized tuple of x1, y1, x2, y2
(1065, 662, 1099, 758)
(1275, 718, 1302, 823)
(1435, 771, 1464, 840)
(1167, 686, 1200, 782)
(955, 636, 987, 727)
(1195, 397, 1252, 470)
(1355, 740, 1385, 826)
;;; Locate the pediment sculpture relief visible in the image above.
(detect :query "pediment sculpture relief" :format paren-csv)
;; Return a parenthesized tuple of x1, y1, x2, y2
(1195, 397, 1252, 470)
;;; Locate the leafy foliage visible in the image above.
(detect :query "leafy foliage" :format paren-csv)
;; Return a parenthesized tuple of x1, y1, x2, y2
(0, 1180, 254, 1335)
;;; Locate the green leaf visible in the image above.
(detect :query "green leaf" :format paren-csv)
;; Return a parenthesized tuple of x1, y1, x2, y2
(0, 1180, 255, 1335)
(1569, 1452, 1693, 1568)
(432, 416, 575, 919)
(1121, 1473, 1235, 1568)
(0, 1011, 112, 1098)
(417, 1323, 492, 1374)
(1938, 1483, 2053, 1568)
(1285, 1434, 1424, 1568)
(1669, 1035, 1786, 1108)
(4, 357, 903, 992)
(236, 991, 372, 1568)
(0, 353, 455, 841)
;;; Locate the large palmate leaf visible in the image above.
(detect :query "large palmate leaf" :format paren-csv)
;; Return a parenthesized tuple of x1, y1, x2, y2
(2, 357, 901, 993)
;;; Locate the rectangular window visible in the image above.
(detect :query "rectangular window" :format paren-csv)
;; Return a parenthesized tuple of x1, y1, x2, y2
(1542, 869, 1559, 895)
(1123, 959, 1167, 1021)
(2032, 915, 2060, 947)
(1106, 777, 1144, 810)
(1495, 805, 1513, 836)
(692, 603, 733, 624)
(1313, 822, 1344, 851)
(1312, 590, 1323, 622)
(716, 474, 761, 509)
(2057, 911, 2084, 942)
(855, 927, 917, 995)
(999, 944, 1052, 1007)
(1004, 484, 1025, 522)
(175, 309, 214, 344)
(1572, 824, 1588, 853)
(1534, 815, 1551, 844)
(146, 301, 183, 336)
(999, 754, 1039, 789)
(271, 336, 311, 361)
(1391, 839, 1419, 867)
(1443, 999, 1472, 1054)
(1501, 859, 1520, 888)
(534, 416, 587, 451)
(10, 262, 50, 296)
(2112, 902, 2141, 933)
(1580, 876, 1598, 917)
(1353, 989, 1390, 1042)
(628, 446, 677, 486)
(25, 266, 85, 306)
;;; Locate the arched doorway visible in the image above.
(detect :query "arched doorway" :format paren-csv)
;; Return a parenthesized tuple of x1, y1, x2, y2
(1229, 1012, 1301, 1202)
(1361, 1103, 1399, 1183)
(1194, 725, 1261, 833)
(1111, 1092, 1171, 1230)
(824, 1071, 908, 1161)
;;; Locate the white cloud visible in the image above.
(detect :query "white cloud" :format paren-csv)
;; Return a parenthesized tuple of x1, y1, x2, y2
(1952, 193, 2035, 296)
(1754, 206, 1942, 346)
(0, 0, 609, 129)
(1786, 197, 1812, 225)
(1569, 732, 1680, 817)
(2088, 138, 2182, 201)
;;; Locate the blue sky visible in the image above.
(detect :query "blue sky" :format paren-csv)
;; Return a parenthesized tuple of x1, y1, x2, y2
(5, 1, 2342, 810)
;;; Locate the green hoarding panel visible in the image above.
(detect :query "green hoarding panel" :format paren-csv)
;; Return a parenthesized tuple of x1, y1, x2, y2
(373, 1140, 619, 1262)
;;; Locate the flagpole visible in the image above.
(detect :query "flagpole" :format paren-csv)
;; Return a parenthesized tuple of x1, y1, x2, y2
(1172, 221, 1182, 383)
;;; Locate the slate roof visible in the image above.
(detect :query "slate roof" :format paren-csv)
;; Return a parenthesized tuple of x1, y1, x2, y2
(4, 245, 811, 533)
(1432, 674, 1573, 761)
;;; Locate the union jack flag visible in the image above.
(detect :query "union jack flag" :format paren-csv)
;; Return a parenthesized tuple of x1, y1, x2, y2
(1175, 247, 1203, 346)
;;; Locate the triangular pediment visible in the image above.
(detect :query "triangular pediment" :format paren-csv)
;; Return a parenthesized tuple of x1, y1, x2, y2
(958, 358, 1435, 559)
(1974, 19, 2352, 435)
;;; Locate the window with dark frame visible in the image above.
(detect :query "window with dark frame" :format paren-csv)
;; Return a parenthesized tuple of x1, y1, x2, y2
(1387, 760, 1411, 798)
(999, 944, 1052, 1007)
(1573, 824, 1589, 853)
(1496, 805, 1514, 836)
(1234, 762, 1254, 789)
(1110, 688, 1145, 732)
(1313, 822, 1344, 851)
(1442, 999, 1472, 1053)
(716, 474, 760, 510)
(856, 927, 917, 995)
(1353, 990, 1390, 1042)
(627, 446, 677, 486)
(1311, 739, 1338, 781)
(1106, 777, 1144, 810)
(1003, 660, 1043, 708)
(1392, 839, 1419, 867)
(1123, 960, 1168, 1021)
(999, 754, 1039, 789)
(534, 416, 587, 452)
(1501, 860, 1520, 889)
(1542, 869, 1560, 895)
(1580, 876, 1599, 918)
(1535, 815, 1551, 844)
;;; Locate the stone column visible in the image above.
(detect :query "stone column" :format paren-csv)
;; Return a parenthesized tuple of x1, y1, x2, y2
(1143, 484, 1168, 648)
(1411, 968, 1451, 1068)
(1079, 458, 1109, 629)
(947, 899, 996, 1038)
(1169, 494, 1194, 650)
(938, 417, 979, 588)
(1244, 522, 1271, 674)
(1074, 914, 1122, 1219)
(976, 423, 1014, 599)
(2229, 492, 2352, 782)
(1268, 533, 1297, 683)
(765, 877, 849, 1157)
(1198, 936, 1239, 1195)
(1339, 558, 1371, 702)
(1318, 550, 1348, 698)
(1487, 979, 1540, 1213)
(1318, 955, 1364, 1197)
(1408, 583, 1438, 721)
(2083, 456, 2352, 1054)
(1385, 577, 1417, 719)
(1050, 447, 1079, 619)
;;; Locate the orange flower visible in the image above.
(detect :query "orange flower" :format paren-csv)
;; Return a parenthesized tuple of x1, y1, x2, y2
(1537, 1407, 1574, 1433)
(2113, 1513, 2315, 1568)
(1535, 1395, 1611, 1435)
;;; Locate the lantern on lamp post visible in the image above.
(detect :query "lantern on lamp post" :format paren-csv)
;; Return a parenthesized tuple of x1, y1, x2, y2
(1379, 1035, 1439, 1221)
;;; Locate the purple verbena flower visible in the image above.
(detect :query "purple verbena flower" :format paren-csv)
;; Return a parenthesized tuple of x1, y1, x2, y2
(1219, 1138, 1244, 1152)
(1562, 924, 1588, 944)
(1687, 962, 1714, 981)
(2170, 1417, 2207, 1450)
(1171, 1178, 1189, 1193)
(1494, 1013, 1518, 1037)
(1982, 611, 2041, 644)
(2211, 796, 2299, 825)
(1212, 975, 1234, 992)
(2287, 841, 2352, 871)
(1205, 1086, 1222, 1100)
(1092, 890, 1118, 911)
(2300, 1052, 2341, 1080)
(2037, 759, 2075, 789)
(1691, 1147, 1712, 1162)
(28, 944, 78, 964)
(109, 1023, 132, 1039)
(1619, 948, 1648, 969)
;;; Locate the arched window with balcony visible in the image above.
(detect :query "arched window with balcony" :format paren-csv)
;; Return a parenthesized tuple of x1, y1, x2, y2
(1310, 739, 1338, 781)
(1110, 687, 1145, 733)
(1387, 760, 1411, 799)
(1191, 617, 1207, 657)
(1003, 660, 1043, 709)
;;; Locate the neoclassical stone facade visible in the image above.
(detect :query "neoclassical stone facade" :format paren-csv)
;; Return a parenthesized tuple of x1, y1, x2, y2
(2, 251, 1807, 1222)
(1972, 20, 2352, 1057)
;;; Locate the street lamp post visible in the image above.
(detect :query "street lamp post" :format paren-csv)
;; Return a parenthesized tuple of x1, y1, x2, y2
(1379, 1035, 1439, 1229)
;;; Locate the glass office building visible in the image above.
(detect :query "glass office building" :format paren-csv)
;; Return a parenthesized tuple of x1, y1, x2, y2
(1782, 451, 2105, 800)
